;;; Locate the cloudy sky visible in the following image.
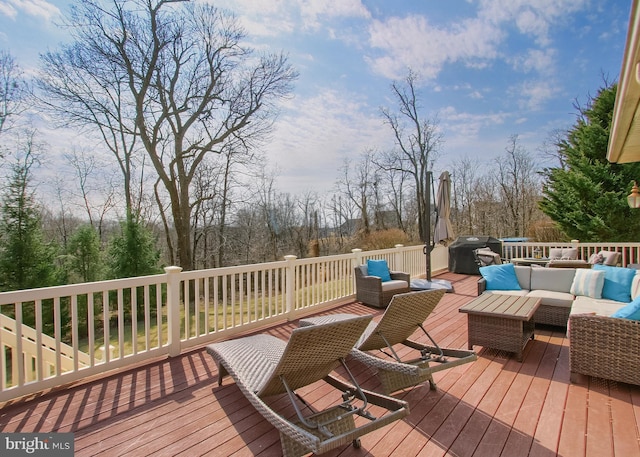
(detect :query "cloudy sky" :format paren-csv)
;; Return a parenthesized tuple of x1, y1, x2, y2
(0, 0, 632, 196)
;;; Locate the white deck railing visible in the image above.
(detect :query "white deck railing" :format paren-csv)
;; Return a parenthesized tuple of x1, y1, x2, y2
(0, 244, 449, 403)
(501, 241, 640, 265)
(2, 240, 638, 403)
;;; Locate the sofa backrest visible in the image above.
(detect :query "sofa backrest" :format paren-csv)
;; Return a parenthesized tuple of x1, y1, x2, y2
(514, 265, 532, 290)
(530, 267, 576, 293)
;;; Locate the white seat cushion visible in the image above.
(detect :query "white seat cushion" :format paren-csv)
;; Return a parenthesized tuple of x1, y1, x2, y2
(381, 280, 408, 291)
(571, 295, 627, 317)
(526, 290, 574, 308)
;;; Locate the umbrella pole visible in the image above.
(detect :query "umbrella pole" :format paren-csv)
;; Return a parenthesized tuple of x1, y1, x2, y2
(425, 170, 432, 281)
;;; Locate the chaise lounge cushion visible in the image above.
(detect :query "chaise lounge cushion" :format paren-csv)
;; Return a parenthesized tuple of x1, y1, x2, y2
(479, 263, 521, 291)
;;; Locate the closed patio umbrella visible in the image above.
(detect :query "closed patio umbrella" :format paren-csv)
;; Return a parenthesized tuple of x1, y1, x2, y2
(433, 171, 454, 245)
(415, 170, 454, 292)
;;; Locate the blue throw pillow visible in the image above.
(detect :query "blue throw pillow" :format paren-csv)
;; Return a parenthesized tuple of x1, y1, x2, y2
(367, 259, 392, 282)
(611, 296, 640, 320)
(479, 263, 521, 291)
(592, 264, 636, 302)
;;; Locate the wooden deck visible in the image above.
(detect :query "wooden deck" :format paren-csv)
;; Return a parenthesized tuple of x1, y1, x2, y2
(2, 272, 640, 456)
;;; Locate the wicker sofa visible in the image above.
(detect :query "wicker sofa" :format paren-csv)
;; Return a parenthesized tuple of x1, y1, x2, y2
(477, 264, 640, 385)
(477, 266, 578, 326)
(477, 264, 640, 326)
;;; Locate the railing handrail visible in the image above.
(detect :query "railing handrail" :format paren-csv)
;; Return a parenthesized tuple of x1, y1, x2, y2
(0, 243, 434, 403)
(2, 239, 635, 403)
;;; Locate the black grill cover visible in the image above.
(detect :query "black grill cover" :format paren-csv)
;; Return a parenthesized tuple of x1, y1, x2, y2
(448, 236, 502, 275)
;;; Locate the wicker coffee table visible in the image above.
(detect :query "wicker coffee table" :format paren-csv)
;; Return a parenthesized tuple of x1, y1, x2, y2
(459, 294, 541, 362)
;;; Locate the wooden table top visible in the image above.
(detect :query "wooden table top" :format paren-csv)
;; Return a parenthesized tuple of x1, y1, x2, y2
(459, 293, 541, 321)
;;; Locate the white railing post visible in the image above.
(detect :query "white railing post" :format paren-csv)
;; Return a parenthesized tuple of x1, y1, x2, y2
(352, 248, 363, 267)
(394, 244, 405, 271)
(284, 255, 297, 318)
(351, 249, 363, 291)
(165, 266, 183, 357)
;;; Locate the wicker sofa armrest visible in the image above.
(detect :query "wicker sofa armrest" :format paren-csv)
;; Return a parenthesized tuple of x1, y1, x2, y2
(477, 278, 487, 296)
(569, 314, 640, 386)
(389, 271, 410, 283)
(358, 274, 383, 287)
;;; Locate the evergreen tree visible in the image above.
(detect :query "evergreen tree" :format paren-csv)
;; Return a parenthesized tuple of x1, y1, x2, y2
(107, 215, 161, 279)
(106, 214, 161, 323)
(0, 145, 58, 291)
(540, 83, 640, 241)
(68, 224, 103, 282)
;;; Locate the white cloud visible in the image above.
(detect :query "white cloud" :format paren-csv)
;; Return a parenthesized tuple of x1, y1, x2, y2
(299, 0, 370, 29)
(511, 79, 560, 110)
(366, 15, 503, 80)
(212, 0, 369, 37)
(0, 2, 18, 19)
(366, 0, 587, 81)
(3, 0, 59, 21)
(478, 0, 587, 44)
(440, 106, 509, 139)
(264, 88, 393, 194)
(513, 48, 557, 75)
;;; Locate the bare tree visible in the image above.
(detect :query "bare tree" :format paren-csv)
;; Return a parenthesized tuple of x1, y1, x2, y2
(65, 148, 118, 239)
(324, 193, 359, 252)
(379, 70, 442, 244)
(540, 127, 569, 170)
(0, 50, 28, 141)
(375, 149, 411, 234)
(496, 135, 541, 237)
(335, 150, 377, 235)
(451, 156, 481, 235)
(37, 0, 297, 270)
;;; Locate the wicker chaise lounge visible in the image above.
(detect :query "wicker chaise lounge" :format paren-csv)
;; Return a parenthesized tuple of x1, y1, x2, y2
(207, 315, 409, 456)
(300, 289, 477, 394)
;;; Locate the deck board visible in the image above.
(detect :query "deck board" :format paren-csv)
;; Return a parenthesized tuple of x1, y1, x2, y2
(2, 271, 640, 456)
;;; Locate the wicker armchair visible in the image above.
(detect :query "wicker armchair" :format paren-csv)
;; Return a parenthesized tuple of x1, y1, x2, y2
(354, 265, 410, 308)
(569, 313, 640, 386)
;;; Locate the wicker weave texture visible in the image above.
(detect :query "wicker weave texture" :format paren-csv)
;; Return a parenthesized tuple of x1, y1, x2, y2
(280, 407, 356, 457)
(534, 304, 570, 327)
(358, 289, 446, 351)
(467, 315, 535, 362)
(207, 315, 409, 455)
(300, 289, 477, 394)
(569, 314, 640, 386)
(354, 266, 411, 308)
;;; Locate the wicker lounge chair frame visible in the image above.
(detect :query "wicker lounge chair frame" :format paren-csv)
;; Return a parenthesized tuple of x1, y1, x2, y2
(354, 265, 411, 308)
(300, 289, 477, 394)
(207, 315, 409, 457)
